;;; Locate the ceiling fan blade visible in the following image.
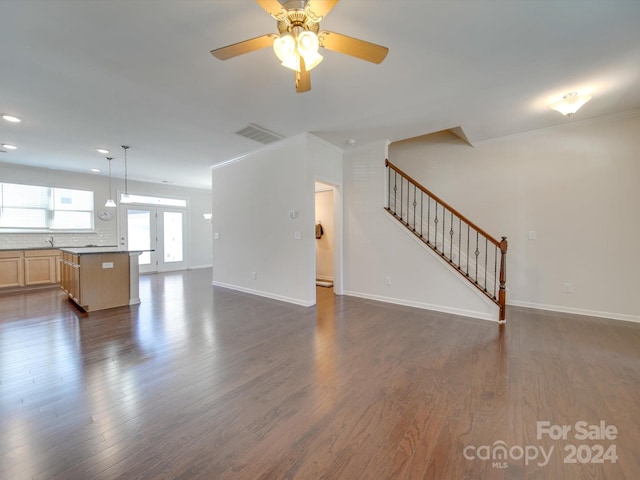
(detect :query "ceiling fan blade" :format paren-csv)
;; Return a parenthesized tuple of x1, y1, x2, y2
(295, 57, 311, 93)
(318, 31, 388, 64)
(211, 34, 277, 60)
(305, 0, 339, 20)
(255, 0, 286, 17)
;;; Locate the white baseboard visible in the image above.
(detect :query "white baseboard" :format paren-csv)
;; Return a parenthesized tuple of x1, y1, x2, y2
(508, 300, 640, 324)
(211, 281, 313, 307)
(189, 264, 213, 270)
(343, 290, 498, 322)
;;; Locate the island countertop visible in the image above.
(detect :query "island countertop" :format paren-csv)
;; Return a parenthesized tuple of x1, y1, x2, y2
(59, 247, 149, 255)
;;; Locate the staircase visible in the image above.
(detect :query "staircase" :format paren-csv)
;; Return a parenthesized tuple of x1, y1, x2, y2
(384, 160, 508, 323)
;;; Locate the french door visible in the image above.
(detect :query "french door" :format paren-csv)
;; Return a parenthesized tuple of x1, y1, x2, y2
(121, 206, 187, 273)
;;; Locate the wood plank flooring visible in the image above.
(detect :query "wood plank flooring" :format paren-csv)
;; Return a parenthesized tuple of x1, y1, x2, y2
(1, 268, 639, 479)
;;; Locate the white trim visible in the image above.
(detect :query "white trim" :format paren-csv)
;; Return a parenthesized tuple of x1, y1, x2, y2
(189, 264, 212, 270)
(212, 281, 313, 307)
(343, 290, 497, 322)
(508, 300, 640, 324)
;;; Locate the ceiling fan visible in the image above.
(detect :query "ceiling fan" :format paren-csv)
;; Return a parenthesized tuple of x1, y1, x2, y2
(211, 0, 389, 93)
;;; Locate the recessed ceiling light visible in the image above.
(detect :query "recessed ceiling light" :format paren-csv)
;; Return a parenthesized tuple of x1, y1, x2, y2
(96, 148, 110, 154)
(2, 115, 21, 123)
(2, 143, 17, 150)
(91, 168, 101, 173)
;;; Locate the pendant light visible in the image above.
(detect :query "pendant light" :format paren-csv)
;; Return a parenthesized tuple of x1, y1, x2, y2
(104, 157, 116, 207)
(121, 145, 130, 201)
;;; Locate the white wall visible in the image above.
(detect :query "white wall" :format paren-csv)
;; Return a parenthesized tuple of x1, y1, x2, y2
(389, 110, 640, 322)
(343, 141, 498, 321)
(210, 134, 343, 306)
(0, 162, 212, 269)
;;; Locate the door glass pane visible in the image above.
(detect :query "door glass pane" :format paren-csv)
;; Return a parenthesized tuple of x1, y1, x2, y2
(128, 210, 151, 265)
(163, 212, 183, 263)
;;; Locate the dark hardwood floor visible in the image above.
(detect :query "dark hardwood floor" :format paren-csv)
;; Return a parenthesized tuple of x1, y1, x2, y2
(1, 268, 638, 479)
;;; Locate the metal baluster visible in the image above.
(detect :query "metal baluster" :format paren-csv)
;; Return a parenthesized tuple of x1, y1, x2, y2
(466, 224, 470, 276)
(475, 230, 480, 283)
(393, 170, 397, 214)
(433, 202, 439, 250)
(484, 237, 488, 291)
(420, 192, 423, 238)
(449, 211, 454, 261)
(458, 217, 462, 269)
(442, 205, 447, 254)
(412, 185, 417, 231)
(427, 197, 432, 244)
(400, 175, 404, 221)
(387, 163, 391, 210)
(407, 178, 411, 227)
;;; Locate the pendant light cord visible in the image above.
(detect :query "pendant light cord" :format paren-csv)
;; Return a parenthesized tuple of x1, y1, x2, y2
(122, 145, 130, 195)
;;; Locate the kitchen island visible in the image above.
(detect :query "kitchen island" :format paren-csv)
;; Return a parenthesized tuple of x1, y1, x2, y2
(60, 247, 144, 312)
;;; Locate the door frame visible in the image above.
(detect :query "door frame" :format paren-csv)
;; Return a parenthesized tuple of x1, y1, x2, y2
(117, 193, 189, 273)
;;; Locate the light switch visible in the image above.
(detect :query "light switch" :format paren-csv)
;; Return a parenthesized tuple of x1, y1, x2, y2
(102, 262, 114, 269)
(528, 230, 537, 240)
(294, 231, 301, 240)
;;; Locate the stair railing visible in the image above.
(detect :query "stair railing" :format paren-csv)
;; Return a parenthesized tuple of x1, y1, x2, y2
(384, 159, 508, 323)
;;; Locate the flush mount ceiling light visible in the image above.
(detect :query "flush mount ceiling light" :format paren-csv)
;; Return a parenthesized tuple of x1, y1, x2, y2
(550, 92, 592, 117)
(2, 143, 17, 150)
(211, 0, 388, 93)
(2, 114, 21, 123)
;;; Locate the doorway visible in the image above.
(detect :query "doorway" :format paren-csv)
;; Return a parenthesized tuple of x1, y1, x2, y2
(315, 181, 336, 292)
(121, 206, 188, 273)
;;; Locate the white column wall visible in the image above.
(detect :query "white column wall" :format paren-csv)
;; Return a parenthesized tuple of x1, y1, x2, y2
(211, 134, 342, 306)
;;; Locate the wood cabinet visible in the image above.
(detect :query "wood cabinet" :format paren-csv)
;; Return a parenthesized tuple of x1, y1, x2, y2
(24, 249, 61, 286)
(0, 249, 62, 290)
(0, 251, 24, 288)
(61, 250, 131, 312)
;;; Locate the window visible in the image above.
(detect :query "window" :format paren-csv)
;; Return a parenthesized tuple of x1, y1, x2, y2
(0, 182, 94, 232)
(119, 193, 187, 208)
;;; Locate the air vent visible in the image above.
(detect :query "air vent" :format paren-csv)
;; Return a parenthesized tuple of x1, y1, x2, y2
(235, 124, 284, 145)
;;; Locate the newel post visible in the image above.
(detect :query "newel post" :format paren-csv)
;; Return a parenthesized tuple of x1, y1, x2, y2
(498, 236, 508, 323)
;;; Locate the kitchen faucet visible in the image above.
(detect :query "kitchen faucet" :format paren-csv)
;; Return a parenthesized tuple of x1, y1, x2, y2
(46, 236, 54, 247)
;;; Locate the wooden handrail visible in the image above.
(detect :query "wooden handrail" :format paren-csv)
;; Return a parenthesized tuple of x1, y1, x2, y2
(385, 159, 508, 323)
(385, 159, 501, 247)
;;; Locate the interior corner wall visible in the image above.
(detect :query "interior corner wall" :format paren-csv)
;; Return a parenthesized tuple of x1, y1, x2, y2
(210, 134, 343, 307)
(342, 141, 498, 321)
(389, 110, 640, 322)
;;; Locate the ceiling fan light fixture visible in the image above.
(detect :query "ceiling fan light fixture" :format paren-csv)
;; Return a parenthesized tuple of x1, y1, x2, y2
(273, 34, 299, 71)
(298, 31, 323, 70)
(550, 92, 592, 117)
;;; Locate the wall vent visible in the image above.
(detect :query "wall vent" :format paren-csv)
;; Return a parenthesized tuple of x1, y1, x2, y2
(235, 124, 284, 145)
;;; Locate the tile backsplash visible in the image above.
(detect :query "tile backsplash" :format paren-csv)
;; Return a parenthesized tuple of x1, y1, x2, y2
(0, 231, 118, 250)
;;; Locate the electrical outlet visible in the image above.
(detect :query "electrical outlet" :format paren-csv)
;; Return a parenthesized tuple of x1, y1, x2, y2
(528, 230, 537, 240)
(384, 276, 392, 286)
(563, 282, 573, 293)
(252, 271, 257, 280)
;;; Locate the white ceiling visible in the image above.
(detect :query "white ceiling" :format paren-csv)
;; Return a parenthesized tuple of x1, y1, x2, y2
(1, 0, 639, 190)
